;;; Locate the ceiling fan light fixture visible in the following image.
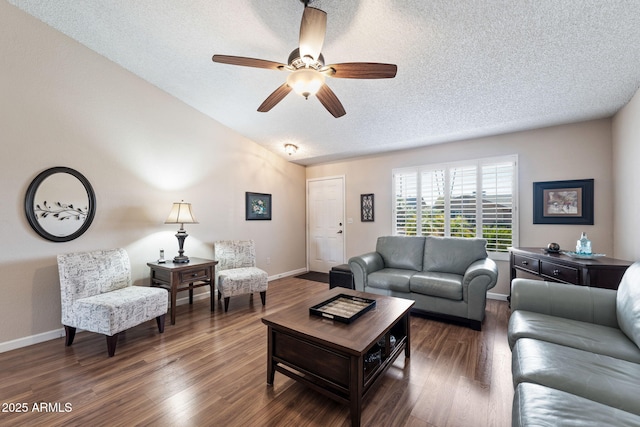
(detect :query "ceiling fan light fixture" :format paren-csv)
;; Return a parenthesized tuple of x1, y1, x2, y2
(287, 68, 325, 99)
(211, 2, 395, 118)
(284, 143, 298, 155)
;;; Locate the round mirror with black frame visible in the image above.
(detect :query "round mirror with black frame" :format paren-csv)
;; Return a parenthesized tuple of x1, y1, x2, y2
(24, 167, 96, 242)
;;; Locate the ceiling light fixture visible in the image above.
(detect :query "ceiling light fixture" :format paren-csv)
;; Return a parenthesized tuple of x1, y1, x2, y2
(284, 143, 298, 155)
(286, 68, 325, 99)
(212, 4, 396, 118)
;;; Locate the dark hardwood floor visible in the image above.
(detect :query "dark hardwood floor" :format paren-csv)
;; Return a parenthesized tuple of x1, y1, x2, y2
(0, 277, 513, 427)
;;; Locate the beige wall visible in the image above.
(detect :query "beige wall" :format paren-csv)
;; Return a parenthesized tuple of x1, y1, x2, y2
(306, 119, 615, 296)
(3, 0, 633, 350)
(612, 87, 640, 261)
(0, 3, 307, 347)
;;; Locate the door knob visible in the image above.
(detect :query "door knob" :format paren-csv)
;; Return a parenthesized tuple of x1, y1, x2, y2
(337, 230, 343, 234)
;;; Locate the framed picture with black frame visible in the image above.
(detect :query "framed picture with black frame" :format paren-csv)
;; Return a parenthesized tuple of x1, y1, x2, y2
(533, 179, 594, 225)
(361, 193, 374, 222)
(246, 192, 272, 220)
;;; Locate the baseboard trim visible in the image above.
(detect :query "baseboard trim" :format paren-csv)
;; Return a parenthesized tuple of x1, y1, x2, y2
(0, 328, 65, 354)
(487, 292, 509, 301)
(268, 267, 308, 281)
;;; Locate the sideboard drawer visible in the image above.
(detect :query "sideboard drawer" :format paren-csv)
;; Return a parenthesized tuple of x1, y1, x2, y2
(179, 268, 211, 284)
(512, 254, 539, 275)
(540, 261, 580, 284)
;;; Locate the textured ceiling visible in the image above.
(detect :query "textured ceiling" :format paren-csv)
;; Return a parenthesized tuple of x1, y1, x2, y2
(8, 0, 640, 165)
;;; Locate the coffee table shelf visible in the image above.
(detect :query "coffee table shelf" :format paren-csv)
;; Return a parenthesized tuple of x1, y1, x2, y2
(262, 288, 414, 427)
(363, 326, 406, 386)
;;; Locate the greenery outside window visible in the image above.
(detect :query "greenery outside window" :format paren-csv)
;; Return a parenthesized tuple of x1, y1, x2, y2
(393, 155, 518, 260)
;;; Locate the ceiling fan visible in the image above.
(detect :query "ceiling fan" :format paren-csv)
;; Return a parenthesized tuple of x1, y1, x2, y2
(212, 1, 397, 118)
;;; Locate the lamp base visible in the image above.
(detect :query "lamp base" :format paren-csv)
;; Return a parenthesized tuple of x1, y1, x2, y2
(173, 255, 190, 263)
(172, 228, 190, 263)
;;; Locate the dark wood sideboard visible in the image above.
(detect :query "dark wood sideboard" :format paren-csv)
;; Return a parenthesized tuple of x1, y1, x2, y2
(509, 247, 633, 301)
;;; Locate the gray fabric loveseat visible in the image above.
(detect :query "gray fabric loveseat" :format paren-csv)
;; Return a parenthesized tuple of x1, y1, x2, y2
(348, 235, 498, 330)
(508, 261, 640, 426)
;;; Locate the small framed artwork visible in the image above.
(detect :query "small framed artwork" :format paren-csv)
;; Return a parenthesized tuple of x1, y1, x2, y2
(533, 179, 594, 225)
(246, 192, 272, 220)
(361, 193, 374, 222)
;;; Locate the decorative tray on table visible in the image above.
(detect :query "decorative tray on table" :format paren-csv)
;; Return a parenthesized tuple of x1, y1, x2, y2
(561, 251, 606, 260)
(310, 294, 376, 323)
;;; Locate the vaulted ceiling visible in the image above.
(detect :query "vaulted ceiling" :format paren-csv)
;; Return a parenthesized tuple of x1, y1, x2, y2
(8, 0, 640, 165)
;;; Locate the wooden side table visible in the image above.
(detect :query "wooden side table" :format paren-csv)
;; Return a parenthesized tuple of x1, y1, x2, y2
(509, 247, 632, 303)
(147, 258, 218, 325)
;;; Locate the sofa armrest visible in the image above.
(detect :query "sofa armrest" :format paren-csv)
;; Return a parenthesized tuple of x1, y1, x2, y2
(510, 279, 618, 327)
(463, 258, 499, 321)
(463, 258, 498, 291)
(349, 252, 384, 292)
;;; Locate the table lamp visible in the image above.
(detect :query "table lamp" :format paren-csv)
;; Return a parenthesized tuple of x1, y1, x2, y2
(164, 200, 198, 263)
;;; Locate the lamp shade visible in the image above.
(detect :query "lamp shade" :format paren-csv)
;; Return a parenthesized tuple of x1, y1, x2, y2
(286, 68, 325, 99)
(164, 201, 198, 225)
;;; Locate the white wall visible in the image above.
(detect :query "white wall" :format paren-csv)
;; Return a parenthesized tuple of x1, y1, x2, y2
(0, 3, 306, 348)
(306, 119, 615, 296)
(612, 87, 640, 261)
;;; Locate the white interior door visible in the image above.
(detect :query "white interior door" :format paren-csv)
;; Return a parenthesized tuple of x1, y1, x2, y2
(307, 177, 345, 272)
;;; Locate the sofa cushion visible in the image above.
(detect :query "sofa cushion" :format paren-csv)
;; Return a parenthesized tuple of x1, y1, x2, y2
(73, 286, 168, 336)
(367, 268, 413, 292)
(423, 236, 487, 275)
(616, 261, 640, 348)
(218, 267, 268, 298)
(376, 236, 425, 271)
(513, 382, 640, 427)
(409, 271, 462, 300)
(508, 310, 640, 363)
(512, 338, 640, 416)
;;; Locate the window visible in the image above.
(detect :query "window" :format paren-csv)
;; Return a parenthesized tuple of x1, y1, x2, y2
(393, 155, 518, 258)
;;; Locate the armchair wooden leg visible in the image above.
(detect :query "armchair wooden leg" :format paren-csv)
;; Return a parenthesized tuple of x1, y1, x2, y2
(106, 333, 119, 357)
(156, 314, 166, 333)
(260, 291, 266, 306)
(224, 297, 230, 312)
(64, 326, 76, 347)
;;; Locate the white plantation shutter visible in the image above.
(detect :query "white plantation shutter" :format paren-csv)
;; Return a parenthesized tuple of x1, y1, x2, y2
(393, 170, 418, 236)
(481, 161, 515, 252)
(420, 169, 446, 236)
(449, 165, 478, 238)
(393, 155, 517, 257)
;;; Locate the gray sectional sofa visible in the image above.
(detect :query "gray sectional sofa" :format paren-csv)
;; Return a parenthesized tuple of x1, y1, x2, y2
(508, 261, 640, 426)
(348, 235, 498, 330)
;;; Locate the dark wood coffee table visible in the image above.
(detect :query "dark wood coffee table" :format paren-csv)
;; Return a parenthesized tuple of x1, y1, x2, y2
(261, 288, 414, 427)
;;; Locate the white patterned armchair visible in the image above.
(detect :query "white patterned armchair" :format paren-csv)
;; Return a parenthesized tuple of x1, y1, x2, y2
(57, 248, 168, 357)
(214, 240, 268, 312)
